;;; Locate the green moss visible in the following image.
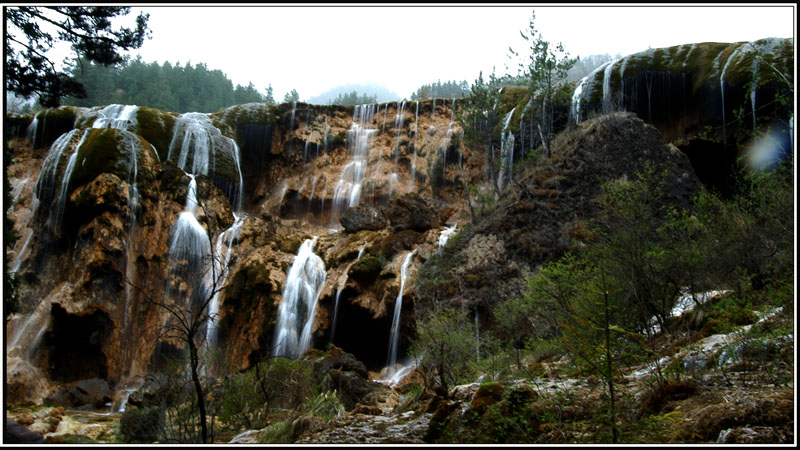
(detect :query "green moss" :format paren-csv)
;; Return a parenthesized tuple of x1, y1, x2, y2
(68, 128, 158, 192)
(34, 106, 79, 147)
(5, 113, 33, 137)
(44, 106, 79, 127)
(348, 255, 382, 284)
(686, 42, 732, 93)
(210, 102, 274, 139)
(136, 106, 177, 161)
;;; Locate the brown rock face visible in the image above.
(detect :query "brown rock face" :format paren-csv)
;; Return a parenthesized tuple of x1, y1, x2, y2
(385, 193, 441, 232)
(340, 204, 388, 232)
(5, 89, 715, 407)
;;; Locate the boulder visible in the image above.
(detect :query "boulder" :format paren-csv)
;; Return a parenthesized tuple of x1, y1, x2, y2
(324, 369, 382, 411)
(313, 346, 369, 379)
(4, 418, 46, 444)
(312, 346, 383, 411)
(45, 378, 113, 409)
(340, 205, 387, 233)
(385, 194, 439, 232)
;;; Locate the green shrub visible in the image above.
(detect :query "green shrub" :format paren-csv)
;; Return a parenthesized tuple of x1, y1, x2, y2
(218, 370, 266, 431)
(118, 406, 163, 444)
(257, 421, 293, 444)
(304, 391, 344, 420)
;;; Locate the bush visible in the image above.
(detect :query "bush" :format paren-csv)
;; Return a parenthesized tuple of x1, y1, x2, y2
(118, 406, 163, 444)
(218, 370, 266, 431)
(409, 307, 479, 396)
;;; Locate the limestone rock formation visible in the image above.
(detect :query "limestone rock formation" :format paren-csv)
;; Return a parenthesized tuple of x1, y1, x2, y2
(3, 38, 790, 413)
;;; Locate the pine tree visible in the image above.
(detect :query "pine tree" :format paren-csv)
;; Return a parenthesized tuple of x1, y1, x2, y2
(5, 6, 150, 106)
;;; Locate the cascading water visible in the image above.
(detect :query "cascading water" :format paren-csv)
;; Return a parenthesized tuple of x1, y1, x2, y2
(33, 129, 80, 227)
(331, 104, 376, 225)
(204, 213, 246, 352)
(289, 101, 297, 133)
(497, 108, 516, 191)
(571, 77, 588, 124)
(410, 100, 419, 190)
(273, 237, 327, 358)
(602, 59, 620, 113)
(720, 45, 746, 143)
(163, 112, 246, 371)
(167, 112, 244, 211)
(438, 223, 458, 249)
(32, 129, 90, 236)
(92, 104, 139, 131)
(163, 175, 213, 333)
(26, 112, 41, 151)
(393, 101, 406, 171)
(386, 250, 415, 372)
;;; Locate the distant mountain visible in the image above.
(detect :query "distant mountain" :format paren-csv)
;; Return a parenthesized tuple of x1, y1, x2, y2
(308, 83, 401, 105)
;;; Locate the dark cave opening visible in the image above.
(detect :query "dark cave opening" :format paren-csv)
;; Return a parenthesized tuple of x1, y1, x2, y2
(41, 304, 113, 382)
(322, 288, 411, 373)
(678, 139, 739, 197)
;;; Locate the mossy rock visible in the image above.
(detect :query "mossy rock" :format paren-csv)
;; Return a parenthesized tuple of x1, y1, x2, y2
(33, 106, 80, 149)
(211, 102, 274, 138)
(348, 255, 383, 284)
(5, 113, 34, 138)
(136, 106, 178, 161)
(68, 128, 160, 193)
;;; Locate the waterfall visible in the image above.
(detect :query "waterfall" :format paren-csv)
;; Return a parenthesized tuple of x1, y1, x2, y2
(165, 175, 212, 319)
(720, 45, 745, 143)
(571, 77, 588, 124)
(411, 100, 419, 190)
(387, 250, 415, 370)
(204, 213, 246, 352)
(53, 133, 83, 229)
(92, 104, 139, 131)
(167, 112, 244, 211)
(26, 111, 41, 150)
(33, 129, 80, 226)
(289, 101, 297, 133)
(329, 287, 344, 344)
(497, 108, 516, 191)
(393, 100, 406, 170)
(273, 237, 327, 358)
(438, 223, 458, 249)
(602, 59, 619, 113)
(331, 104, 376, 225)
(117, 131, 144, 343)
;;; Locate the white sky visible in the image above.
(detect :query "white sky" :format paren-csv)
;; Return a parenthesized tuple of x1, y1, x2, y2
(74, 4, 800, 102)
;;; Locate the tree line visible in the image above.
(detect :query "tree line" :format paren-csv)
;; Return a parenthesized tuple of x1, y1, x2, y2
(62, 56, 275, 113)
(410, 79, 471, 100)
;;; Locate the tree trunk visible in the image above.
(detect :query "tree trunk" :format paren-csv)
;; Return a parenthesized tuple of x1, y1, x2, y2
(189, 341, 208, 444)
